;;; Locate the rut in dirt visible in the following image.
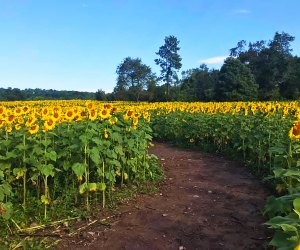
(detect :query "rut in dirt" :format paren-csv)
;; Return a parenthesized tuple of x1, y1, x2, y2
(58, 142, 271, 250)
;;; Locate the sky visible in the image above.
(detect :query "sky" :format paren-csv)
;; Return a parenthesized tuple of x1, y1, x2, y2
(0, 0, 300, 93)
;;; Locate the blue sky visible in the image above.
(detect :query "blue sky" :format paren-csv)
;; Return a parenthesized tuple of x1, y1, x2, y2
(1, 0, 300, 93)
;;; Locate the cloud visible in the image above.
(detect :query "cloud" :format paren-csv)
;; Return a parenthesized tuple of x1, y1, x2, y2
(234, 9, 251, 14)
(198, 56, 227, 65)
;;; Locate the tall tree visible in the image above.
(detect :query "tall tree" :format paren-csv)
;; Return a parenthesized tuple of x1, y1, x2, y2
(229, 32, 295, 100)
(114, 57, 154, 101)
(280, 56, 300, 99)
(215, 58, 258, 101)
(155, 35, 182, 99)
(181, 64, 219, 101)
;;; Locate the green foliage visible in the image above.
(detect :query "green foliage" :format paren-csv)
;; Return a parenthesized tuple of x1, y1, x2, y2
(114, 57, 156, 101)
(155, 35, 182, 98)
(0, 112, 161, 241)
(216, 58, 258, 101)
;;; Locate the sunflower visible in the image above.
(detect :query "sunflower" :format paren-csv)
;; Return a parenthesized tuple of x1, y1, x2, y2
(132, 118, 138, 128)
(22, 106, 30, 114)
(25, 116, 37, 127)
(44, 117, 56, 131)
(41, 107, 51, 119)
(15, 117, 25, 125)
(6, 115, 15, 124)
(88, 109, 98, 121)
(0, 120, 4, 129)
(64, 109, 76, 122)
(109, 117, 118, 125)
(14, 107, 23, 116)
(15, 124, 22, 131)
(52, 110, 61, 121)
(295, 242, 300, 250)
(289, 122, 300, 140)
(0, 106, 6, 115)
(5, 125, 13, 133)
(86, 101, 94, 110)
(28, 124, 39, 134)
(99, 109, 111, 120)
(104, 129, 109, 139)
(123, 110, 134, 120)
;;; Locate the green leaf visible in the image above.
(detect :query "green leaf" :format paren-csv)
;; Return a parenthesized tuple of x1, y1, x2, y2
(90, 147, 101, 165)
(40, 164, 55, 177)
(280, 224, 298, 233)
(97, 182, 106, 191)
(79, 182, 87, 194)
(269, 230, 297, 250)
(72, 163, 85, 177)
(1, 202, 13, 220)
(88, 183, 97, 192)
(45, 150, 57, 162)
(293, 198, 300, 211)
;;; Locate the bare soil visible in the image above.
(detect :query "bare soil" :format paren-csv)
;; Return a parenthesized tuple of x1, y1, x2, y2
(57, 142, 271, 250)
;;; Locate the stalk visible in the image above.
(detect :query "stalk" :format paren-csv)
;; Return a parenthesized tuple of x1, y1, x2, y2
(22, 133, 27, 209)
(102, 161, 105, 208)
(84, 143, 89, 211)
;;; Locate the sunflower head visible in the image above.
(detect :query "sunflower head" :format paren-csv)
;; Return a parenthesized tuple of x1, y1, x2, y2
(100, 109, 111, 120)
(28, 124, 39, 135)
(88, 109, 98, 121)
(289, 122, 300, 140)
(44, 118, 56, 131)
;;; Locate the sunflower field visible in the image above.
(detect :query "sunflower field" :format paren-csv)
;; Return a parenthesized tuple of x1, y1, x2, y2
(1, 100, 300, 249)
(0, 100, 162, 245)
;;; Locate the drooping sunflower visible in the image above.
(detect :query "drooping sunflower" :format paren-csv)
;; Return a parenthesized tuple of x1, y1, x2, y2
(132, 117, 138, 128)
(289, 122, 300, 140)
(0, 120, 5, 129)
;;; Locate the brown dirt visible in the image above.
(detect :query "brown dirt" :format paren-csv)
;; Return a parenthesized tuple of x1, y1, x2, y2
(56, 142, 271, 250)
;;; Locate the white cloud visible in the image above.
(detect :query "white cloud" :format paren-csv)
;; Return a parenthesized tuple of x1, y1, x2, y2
(198, 56, 227, 65)
(234, 9, 251, 14)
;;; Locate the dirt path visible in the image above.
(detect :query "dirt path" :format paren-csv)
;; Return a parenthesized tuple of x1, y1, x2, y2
(57, 142, 271, 250)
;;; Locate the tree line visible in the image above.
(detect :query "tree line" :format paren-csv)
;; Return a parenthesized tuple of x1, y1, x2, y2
(0, 88, 95, 101)
(1, 32, 299, 102)
(111, 32, 300, 102)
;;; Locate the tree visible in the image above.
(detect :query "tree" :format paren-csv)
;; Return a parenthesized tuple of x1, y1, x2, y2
(229, 32, 296, 100)
(155, 35, 182, 99)
(280, 57, 300, 99)
(114, 57, 154, 101)
(95, 89, 107, 101)
(181, 64, 219, 101)
(215, 58, 258, 101)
